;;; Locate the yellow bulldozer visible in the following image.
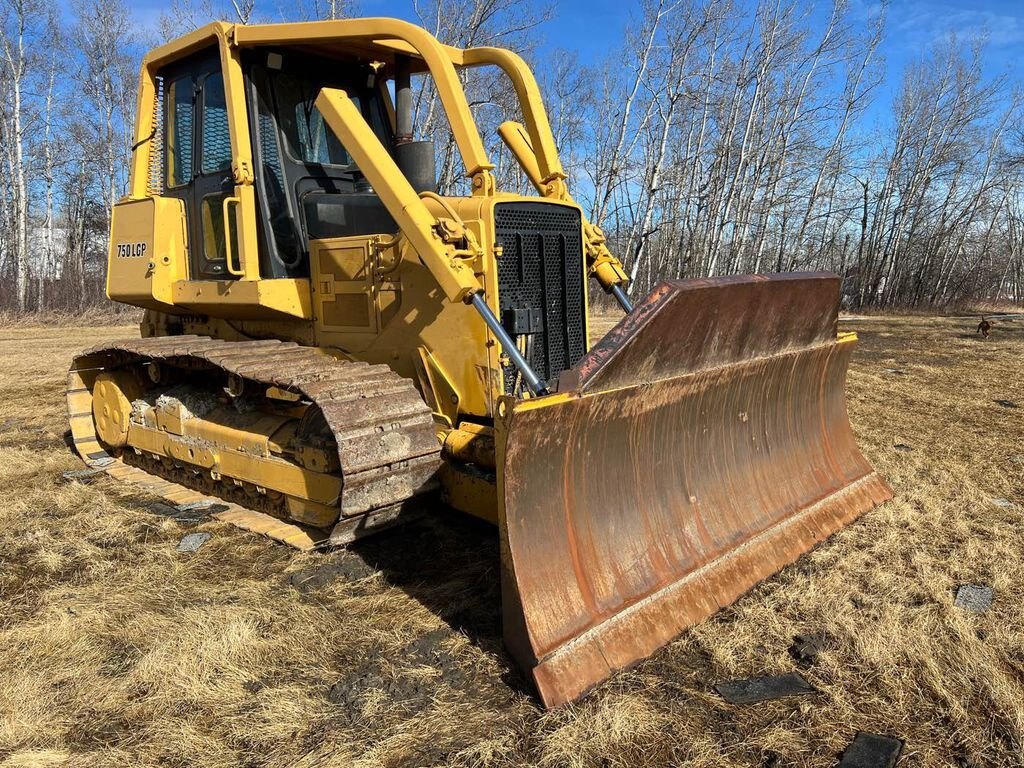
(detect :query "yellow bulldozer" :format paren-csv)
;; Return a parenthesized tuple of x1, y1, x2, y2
(66, 18, 892, 707)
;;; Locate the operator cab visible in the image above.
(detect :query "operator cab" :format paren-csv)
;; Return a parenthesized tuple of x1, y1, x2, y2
(159, 47, 401, 281)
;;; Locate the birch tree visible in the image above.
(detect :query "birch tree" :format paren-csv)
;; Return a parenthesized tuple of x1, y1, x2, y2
(0, 0, 44, 310)
(1, 0, 1022, 314)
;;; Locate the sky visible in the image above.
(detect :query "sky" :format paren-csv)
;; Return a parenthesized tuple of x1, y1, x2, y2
(63, 0, 1024, 129)
(849, 0, 1022, 127)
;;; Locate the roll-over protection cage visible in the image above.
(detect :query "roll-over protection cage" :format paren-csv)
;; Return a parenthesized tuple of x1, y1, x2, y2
(126, 18, 571, 283)
(126, 18, 631, 304)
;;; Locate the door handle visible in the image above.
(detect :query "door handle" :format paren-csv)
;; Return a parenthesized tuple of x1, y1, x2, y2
(222, 196, 245, 277)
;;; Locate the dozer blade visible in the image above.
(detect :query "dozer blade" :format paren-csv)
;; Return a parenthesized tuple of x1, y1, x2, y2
(495, 273, 892, 707)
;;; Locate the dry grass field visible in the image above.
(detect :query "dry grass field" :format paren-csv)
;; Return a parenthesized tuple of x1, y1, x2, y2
(0, 313, 1021, 767)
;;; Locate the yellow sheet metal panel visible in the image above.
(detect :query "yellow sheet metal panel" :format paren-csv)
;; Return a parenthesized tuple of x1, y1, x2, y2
(311, 237, 379, 333)
(171, 278, 313, 319)
(107, 197, 188, 310)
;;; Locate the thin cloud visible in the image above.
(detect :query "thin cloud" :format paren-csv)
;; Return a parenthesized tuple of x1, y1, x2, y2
(889, 1, 1024, 51)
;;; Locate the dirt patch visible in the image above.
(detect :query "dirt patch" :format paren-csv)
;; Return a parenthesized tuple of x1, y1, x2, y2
(287, 553, 378, 592)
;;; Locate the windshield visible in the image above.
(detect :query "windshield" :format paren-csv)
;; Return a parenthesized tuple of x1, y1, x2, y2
(268, 70, 357, 167)
(252, 56, 389, 169)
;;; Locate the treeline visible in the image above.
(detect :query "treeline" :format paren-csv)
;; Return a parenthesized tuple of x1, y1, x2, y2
(571, 0, 1024, 307)
(1, 0, 1021, 314)
(0, 0, 136, 312)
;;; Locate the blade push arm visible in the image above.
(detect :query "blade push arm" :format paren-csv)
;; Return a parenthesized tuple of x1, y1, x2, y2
(315, 88, 481, 303)
(498, 121, 633, 313)
(314, 88, 549, 396)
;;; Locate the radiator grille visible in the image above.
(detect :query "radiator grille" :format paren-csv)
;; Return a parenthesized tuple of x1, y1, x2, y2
(494, 202, 587, 395)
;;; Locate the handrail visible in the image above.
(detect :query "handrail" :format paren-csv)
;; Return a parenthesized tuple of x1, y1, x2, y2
(222, 196, 245, 277)
(458, 46, 566, 185)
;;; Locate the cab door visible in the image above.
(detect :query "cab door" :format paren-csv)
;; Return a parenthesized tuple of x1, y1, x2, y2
(192, 70, 238, 279)
(163, 56, 238, 280)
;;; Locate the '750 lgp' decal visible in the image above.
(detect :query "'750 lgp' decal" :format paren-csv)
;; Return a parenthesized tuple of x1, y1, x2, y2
(116, 242, 148, 258)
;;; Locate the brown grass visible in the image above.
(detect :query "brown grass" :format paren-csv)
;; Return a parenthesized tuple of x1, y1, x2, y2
(0, 307, 143, 329)
(835, 303, 1023, 318)
(0, 316, 1022, 767)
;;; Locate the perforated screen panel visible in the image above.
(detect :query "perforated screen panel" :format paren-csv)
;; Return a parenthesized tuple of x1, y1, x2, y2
(258, 112, 286, 193)
(147, 76, 165, 195)
(494, 202, 587, 395)
(202, 102, 232, 174)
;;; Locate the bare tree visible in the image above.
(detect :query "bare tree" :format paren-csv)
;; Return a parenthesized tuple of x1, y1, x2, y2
(1, 0, 1022, 315)
(158, 0, 269, 38)
(0, 0, 45, 311)
(31, 7, 61, 310)
(852, 38, 1022, 307)
(410, 0, 553, 194)
(73, 0, 136, 220)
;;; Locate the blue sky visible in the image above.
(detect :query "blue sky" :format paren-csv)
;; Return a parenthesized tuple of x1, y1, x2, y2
(71, 0, 1023, 128)
(850, 0, 1022, 125)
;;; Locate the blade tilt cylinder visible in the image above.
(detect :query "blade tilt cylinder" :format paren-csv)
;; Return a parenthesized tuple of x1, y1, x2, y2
(469, 291, 548, 396)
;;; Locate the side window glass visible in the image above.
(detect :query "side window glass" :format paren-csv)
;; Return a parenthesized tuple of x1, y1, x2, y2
(266, 69, 355, 167)
(200, 193, 236, 267)
(166, 78, 194, 187)
(257, 107, 300, 261)
(202, 72, 232, 174)
(294, 99, 352, 166)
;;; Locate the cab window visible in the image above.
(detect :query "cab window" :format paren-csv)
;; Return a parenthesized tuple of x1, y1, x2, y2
(201, 72, 233, 174)
(266, 70, 356, 167)
(166, 78, 194, 187)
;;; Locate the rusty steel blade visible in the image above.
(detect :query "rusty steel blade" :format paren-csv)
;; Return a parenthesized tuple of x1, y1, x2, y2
(495, 273, 892, 707)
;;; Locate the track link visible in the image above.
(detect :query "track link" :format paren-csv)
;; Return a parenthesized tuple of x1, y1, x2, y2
(67, 335, 441, 549)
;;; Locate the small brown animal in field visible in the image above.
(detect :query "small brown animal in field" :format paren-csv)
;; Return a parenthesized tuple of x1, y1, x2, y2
(978, 317, 992, 338)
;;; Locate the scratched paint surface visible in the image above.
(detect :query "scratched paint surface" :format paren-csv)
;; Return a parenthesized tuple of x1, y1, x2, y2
(498, 275, 892, 706)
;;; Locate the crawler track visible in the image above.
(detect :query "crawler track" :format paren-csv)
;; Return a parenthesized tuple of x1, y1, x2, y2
(67, 336, 441, 549)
